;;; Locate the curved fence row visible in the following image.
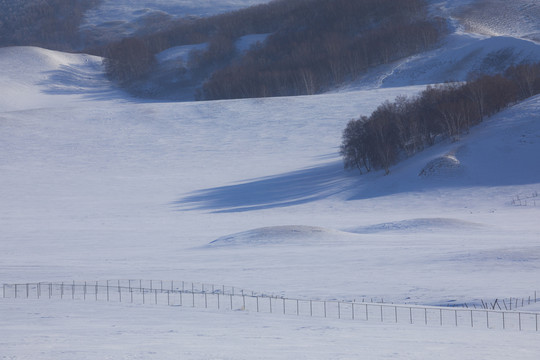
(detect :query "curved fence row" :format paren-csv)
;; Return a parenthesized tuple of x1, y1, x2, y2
(2, 281, 539, 332)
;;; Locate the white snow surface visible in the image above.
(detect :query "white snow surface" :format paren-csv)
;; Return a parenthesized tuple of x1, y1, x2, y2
(2, 1, 540, 357)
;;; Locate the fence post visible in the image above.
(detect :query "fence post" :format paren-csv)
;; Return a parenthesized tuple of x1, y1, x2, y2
(51, 283, 53, 299)
(352, 302, 354, 320)
(410, 307, 413, 324)
(310, 300, 313, 317)
(471, 310, 474, 328)
(283, 298, 286, 315)
(365, 304, 368, 321)
(502, 312, 505, 329)
(106, 280, 109, 302)
(217, 293, 220, 309)
(26, 283, 29, 298)
(205, 292, 208, 308)
(379, 305, 383, 322)
(155, 289, 158, 305)
(425, 308, 428, 325)
(338, 302, 341, 319)
(324, 301, 327, 318)
(455, 310, 458, 327)
(519, 312, 522, 331)
(37, 283, 40, 299)
(230, 294, 233, 310)
(440, 309, 443, 326)
(256, 296, 259, 312)
(269, 297, 272, 313)
(486, 311, 489, 329)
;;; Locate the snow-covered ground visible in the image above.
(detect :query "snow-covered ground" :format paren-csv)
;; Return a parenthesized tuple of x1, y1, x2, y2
(1, 1, 540, 358)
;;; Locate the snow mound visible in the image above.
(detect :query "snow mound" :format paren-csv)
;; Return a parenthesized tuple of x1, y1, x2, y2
(208, 225, 358, 247)
(350, 218, 483, 234)
(419, 153, 462, 178)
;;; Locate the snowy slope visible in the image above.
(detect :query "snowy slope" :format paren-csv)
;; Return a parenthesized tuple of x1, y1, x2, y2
(1, 1, 540, 359)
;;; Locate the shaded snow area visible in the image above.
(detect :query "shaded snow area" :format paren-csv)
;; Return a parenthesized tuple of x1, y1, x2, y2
(2, 8, 540, 359)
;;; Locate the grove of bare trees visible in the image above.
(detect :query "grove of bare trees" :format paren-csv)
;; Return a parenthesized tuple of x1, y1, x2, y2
(340, 62, 540, 174)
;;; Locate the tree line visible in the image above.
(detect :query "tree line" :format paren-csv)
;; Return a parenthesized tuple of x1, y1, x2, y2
(97, 0, 445, 98)
(199, 0, 445, 99)
(340, 62, 540, 174)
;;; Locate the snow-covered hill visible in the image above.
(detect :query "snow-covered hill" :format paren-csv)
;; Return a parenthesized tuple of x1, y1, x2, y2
(1, 1, 540, 359)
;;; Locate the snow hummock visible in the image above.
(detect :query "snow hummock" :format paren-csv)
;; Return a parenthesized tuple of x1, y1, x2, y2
(209, 225, 358, 247)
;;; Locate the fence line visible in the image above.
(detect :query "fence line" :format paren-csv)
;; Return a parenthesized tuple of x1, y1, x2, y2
(511, 191, 538, 206)
(2, 281, 539, 332)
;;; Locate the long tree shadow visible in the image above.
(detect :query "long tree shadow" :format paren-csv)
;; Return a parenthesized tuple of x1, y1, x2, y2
(175, 162, 352, 213)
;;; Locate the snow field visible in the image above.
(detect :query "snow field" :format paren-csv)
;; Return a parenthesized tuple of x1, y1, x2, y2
(2, 297, 540, 360)
(2, 0, 540, 356)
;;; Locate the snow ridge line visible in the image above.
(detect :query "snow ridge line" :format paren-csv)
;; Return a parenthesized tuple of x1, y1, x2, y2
(2, 281, 539, 332)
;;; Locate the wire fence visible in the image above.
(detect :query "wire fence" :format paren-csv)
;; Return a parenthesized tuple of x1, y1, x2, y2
(511, 191, 538, 206)
(2, 280, 539, 332)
